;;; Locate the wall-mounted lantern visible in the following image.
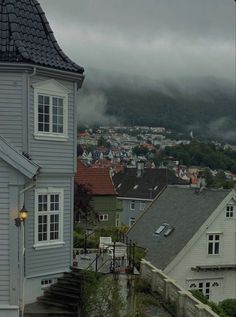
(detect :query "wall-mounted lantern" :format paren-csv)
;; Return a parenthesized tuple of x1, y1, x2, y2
(15, 205, 28, 227)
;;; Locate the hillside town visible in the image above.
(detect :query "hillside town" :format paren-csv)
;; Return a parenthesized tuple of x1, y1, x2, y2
(0, 1, 235, 317)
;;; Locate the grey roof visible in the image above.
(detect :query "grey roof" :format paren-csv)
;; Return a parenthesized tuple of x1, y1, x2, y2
(0, 0, 84, 74)
(113, 167, 188, 199)
(128, 186, 231, 270)
(0, 136, 40, 178)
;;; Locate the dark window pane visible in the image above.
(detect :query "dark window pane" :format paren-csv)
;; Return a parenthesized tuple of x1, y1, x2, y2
(208, 243, 213, 254)
(45, 96, 50, 104)
(215, 242, 219, 254)
(38, 123, 43, 131)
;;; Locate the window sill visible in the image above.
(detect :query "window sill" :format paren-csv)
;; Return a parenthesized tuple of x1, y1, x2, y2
(34, 133, 68, 142)
(33, 241, 65, 250)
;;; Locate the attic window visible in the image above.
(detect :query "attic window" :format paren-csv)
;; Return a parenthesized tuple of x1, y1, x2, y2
(226, 205, 234, 218)
(133, 185, 139, 190)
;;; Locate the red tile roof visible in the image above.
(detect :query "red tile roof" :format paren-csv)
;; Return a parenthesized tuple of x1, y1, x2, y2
(75, 160, 117, 196)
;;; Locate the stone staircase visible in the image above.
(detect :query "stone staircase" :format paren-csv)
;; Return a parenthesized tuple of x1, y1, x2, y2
(24, 267, 90, 317)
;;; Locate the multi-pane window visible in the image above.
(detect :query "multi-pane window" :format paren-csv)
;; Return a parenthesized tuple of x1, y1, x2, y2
(99, 214, 108, 221)
(208, 234, 220, 255)
(129, 217, 136, 227)
(38, 95, 64, 134)
(140, 201, 146, 211)
(188, 280, 220, 300)
(33, 80, 69, 141)
(226, 205, 234, 218)
(36, 190, 63, 245)
(130, 200, 135, 210)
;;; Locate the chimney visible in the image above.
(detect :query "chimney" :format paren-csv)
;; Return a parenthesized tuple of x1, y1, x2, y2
(136, 161, 144, 178)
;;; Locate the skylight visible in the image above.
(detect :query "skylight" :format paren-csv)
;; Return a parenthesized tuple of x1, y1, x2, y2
(154, 185, 158, 190)
(154, 224, 167, 235)
(164, 227, 175, 237)
(133, 185, 139, 190)
(117, 183, 122, 188)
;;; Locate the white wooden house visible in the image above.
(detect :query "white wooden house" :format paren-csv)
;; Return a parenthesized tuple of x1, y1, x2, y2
(128, 186, 236, 302)
(0, 0, 84, 316)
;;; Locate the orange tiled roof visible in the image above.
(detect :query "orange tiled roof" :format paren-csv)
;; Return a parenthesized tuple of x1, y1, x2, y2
(75, 160, 117, 196)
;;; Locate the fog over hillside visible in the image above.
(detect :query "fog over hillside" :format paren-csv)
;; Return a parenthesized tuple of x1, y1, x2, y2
(77, 68, 235, 144)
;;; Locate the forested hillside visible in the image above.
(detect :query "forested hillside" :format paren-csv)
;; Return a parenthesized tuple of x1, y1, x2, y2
(81, 69, 236, 143)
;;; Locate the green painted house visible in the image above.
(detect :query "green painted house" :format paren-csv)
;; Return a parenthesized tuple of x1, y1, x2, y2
(75, 160, 121, 227)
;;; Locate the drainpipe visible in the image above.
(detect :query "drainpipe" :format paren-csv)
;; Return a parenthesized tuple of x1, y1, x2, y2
(19, 181, 36, 317)
(26, 67, 37, 154)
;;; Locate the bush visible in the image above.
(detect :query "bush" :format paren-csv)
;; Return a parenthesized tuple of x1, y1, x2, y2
(219, 299, 236, 317)
(190, 290, 228, 317)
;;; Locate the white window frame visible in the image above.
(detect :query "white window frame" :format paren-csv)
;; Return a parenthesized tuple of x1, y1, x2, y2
(99, 214, 108, 222)
(129, 217, 136, 227)
(207, 233, 221, 255)
(33, 79, 69, 141)
(225, 204, 235, 218)
(140, 200, 146, 211)
(188, 279, 221, 300)
(130, 200, 135, 210)
(34, 188, 64, 250)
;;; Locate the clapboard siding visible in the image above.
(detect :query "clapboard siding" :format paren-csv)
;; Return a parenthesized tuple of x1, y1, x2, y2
(29, 76, 75, 174)
(0, 73, 24, 151)
(0, 159, 10, 304)
(25, 176, 73, 276)
(167, 195, 236, 302)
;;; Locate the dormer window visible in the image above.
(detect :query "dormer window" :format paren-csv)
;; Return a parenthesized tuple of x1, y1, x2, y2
(33, 79, 69, 141)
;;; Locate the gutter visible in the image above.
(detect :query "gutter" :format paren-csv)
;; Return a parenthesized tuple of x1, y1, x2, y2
(0, 63, 85, 86)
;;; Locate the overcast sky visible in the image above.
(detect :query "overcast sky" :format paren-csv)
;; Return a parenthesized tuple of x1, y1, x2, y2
(40, 0, 235, 81)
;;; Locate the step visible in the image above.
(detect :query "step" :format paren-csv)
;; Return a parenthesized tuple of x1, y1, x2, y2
(57, 277, 81, 287)
(24, 302, 77, 317)
(37, 296, 77, 311)
(44, 289, 80, 300)
(51, 283, 81, 295)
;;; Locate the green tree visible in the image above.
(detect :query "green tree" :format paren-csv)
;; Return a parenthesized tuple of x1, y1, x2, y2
(82, 274, 124, 317)
(97, 135, 111, 148)
(202, 168, 214, 187)
(74, 183, 98, 226)
(219, 299, 236, 317)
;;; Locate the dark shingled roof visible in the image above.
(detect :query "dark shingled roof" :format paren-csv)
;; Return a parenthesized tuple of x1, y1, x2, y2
(0, 0, 84, 73)
(128, 186, 231, 270)
(113, 167, 188, 199)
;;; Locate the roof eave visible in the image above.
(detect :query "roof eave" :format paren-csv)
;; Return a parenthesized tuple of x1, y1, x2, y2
(0, 63, 85, 87)
(0, 136, 40, 179)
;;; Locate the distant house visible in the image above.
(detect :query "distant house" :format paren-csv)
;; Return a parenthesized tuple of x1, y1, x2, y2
(128, 186, 236, 302)
(113, 163, 188, 226)
(0, 0, 84, 316)
(75, 160, 121, 227)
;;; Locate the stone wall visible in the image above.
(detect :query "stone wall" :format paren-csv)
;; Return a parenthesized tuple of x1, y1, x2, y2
(140, 259, 220, 317)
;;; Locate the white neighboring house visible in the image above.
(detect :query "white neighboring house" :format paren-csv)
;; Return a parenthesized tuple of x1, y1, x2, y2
(128, 186, 236, 302)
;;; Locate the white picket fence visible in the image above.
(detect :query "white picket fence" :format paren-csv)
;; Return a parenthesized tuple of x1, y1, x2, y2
(140, 259, 220, 317)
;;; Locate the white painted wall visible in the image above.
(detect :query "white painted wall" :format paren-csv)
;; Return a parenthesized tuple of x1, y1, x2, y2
(0, 306, 19, 317)
(165, 193, 236, 302)
(24, 272, 63, 304)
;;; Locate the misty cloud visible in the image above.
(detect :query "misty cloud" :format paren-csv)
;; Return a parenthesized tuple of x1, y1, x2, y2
(77, 90, 118, 126)
(40, 0, 235, 81)
(208, 117, 236, 143)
